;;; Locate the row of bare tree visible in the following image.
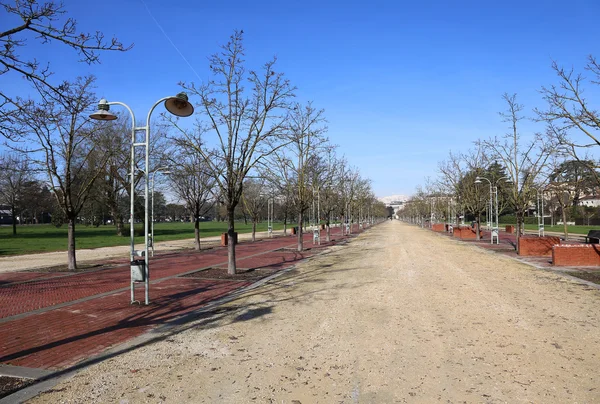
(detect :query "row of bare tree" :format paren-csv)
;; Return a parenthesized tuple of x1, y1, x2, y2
(0, 2, 388, 272)
(400, 56, 600, 251)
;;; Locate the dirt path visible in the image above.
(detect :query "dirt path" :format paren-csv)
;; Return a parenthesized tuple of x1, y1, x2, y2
(28, 221, 600, 403)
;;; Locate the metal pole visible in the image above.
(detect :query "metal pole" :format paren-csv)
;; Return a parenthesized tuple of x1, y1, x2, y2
(495, 186, 499, 244)
(142, 97, 170, 305)
(128, 110, 136, 304)
(318, 188, 321, 245)
(151, 172, 155, 257)
(489, 184, 493, 244)
(144, 120, 150, 305)
(541, 189, 545, 237)
(106, 102, 138, 304)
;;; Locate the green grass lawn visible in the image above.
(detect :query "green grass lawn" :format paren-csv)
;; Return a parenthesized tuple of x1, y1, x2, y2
(503, 224, 597, 235)
(0, 221, 285, 256)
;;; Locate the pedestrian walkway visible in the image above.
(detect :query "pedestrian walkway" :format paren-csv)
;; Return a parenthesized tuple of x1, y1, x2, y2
(0, 226, 365, 373)
(429, 225, 597, 273)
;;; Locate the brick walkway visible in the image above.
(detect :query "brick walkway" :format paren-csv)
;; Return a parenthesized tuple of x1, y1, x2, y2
(0, 227, 363, 372)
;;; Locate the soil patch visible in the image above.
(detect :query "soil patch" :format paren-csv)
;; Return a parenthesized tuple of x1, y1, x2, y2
(180, 267, 279, 281)
(0, 376, 34, 399)
(566, 270, 600, 285)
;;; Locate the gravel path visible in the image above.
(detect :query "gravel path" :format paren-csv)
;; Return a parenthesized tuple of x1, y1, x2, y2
(27, 221, 600, 403)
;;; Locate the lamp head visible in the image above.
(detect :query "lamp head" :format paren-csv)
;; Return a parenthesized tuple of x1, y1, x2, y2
(164, 92, 194, 117)
(474, 179, 482, 184)
(89, 99, 118, 121)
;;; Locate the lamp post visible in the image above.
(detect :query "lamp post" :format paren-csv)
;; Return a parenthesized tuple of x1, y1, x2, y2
(476, 176, 509, 244)
(90, 93, 193, 305)
(151, 167, 171, 257)
(536, 188, 545, 237)
(475, 176, 493, 243)
(267, 196, 274, 238)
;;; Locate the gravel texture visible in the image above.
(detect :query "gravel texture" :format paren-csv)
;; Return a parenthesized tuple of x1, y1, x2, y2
(26, 221, 600, 403)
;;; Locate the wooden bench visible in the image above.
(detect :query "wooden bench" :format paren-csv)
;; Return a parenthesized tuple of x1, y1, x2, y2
(584, 230, 600, 244)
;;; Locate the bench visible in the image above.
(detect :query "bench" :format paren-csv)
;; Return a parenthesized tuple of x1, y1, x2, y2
(584, 230, 600, 244)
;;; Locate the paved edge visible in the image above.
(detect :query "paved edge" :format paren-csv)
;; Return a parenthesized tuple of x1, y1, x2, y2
(0, 227, 361, 403)
(0, 365, 53, 379)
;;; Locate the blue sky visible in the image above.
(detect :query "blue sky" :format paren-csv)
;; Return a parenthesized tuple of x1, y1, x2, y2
(3, 0, 600, 197)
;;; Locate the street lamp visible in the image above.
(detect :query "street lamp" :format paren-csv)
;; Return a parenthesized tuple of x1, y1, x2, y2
(151, 167, 171, 257)
(90, 93, 193, 305)
(476, 176, 510, 244)
(475, 176, 493, 244)
(536, 188, 545, 237)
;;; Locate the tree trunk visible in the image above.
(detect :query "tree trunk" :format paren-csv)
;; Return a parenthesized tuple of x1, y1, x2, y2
(475, 215, 481, 241)
(227, 207, 237, 275)
(283, 216, 287, 235)
(349, 212, 352, 234)
(115, 214, 124, 237)
(108, 193, 123, 236)
(252, 220, 256, 242)
(194, 217, 201, 250)
(561, 207, 568, 240)
(67, 217, 77, 270)
(11, 203, 16, 236)
(326, 217, 331, 242)
(515, 210, 523, 254)
(297, 210, 304, 252)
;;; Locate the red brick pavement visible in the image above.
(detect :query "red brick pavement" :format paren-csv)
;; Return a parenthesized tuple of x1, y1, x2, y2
(0, 233, 321, 320)
(0, 278, 249, 369)
(0, 227, 367, 370)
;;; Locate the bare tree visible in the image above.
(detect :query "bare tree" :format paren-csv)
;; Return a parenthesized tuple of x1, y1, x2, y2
(0, 152, 32, 234)
(93, 115, 171, 236)
(168, 152, 216, 250)
(173, 31, 295, 274)
(241, 178, 268, 242)
(546, 157, 596, 239)
(537, 57, 600, 185)
(278, 102, 328, 251)
(317, 149, 341, 242)
(1, 0, 130, 140)
(11, 76, 111, 269)
(479, 94, 554, 252)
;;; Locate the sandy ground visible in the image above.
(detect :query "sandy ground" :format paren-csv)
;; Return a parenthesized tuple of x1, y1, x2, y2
(0, 230, 280, 273)
(27, 221, 600, 403)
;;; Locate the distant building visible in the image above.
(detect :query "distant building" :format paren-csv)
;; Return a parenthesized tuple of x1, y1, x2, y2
(387, 200, 405, 214)
(0, 206, 12, 225)
(378, 195, 409, 215)
(580, 195, 600, 208)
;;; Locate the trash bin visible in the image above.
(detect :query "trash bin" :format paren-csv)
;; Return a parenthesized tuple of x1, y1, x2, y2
(292, 226, 298, 235)
(130, 259, 145, 282)
(220, 232, 238, 246)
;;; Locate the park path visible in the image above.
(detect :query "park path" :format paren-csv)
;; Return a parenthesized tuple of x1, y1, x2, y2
(27, 220, 600, 403)
(0, 227, 360, 378)
(0, 229, 283, 273)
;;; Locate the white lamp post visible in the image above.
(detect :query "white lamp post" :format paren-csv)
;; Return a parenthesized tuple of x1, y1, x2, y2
(476, 175, 510, 245)
(536, 188, 545, 237)
(475, 176, 493, 243)
(90, 93, 193, 305)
